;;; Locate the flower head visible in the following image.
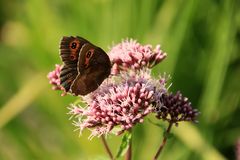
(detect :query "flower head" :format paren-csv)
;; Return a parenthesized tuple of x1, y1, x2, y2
(109, 39, 167, 75)
(69, 70, 169, 139)
(154, 91, 200, 125)
(47, 64, 65, 94)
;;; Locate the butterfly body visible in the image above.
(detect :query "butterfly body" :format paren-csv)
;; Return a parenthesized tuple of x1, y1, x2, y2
(59, 36, 111, 96)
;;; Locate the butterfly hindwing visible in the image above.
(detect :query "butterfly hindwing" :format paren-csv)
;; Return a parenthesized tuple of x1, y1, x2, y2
(70, 70, 104, 96)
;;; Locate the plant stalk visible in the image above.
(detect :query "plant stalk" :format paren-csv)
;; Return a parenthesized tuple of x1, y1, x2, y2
(101, 136, 114, 160)
(125, 130, 132, 160)
(153, 122, 173, 160)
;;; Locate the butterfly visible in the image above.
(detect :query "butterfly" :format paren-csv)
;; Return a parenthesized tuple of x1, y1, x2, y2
(59, 36, 111, 96)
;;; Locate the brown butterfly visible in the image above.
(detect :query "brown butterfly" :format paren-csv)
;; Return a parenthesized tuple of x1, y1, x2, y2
(59, 36, 111, 96)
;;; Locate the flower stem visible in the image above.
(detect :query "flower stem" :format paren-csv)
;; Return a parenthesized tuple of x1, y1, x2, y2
(153, 122, 173, 160)
(101, 136, 114, 160)
(125, 137, 132, 160)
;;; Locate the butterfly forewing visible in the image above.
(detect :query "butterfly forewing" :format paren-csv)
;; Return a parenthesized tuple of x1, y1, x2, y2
(59, 36, 89, 92)
(60, 36, 89, 64)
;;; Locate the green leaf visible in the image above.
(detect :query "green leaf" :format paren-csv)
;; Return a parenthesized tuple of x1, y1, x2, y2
(115, 132, 132, 159)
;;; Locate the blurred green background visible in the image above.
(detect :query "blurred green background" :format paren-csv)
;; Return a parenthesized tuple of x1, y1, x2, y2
(0, 0, 239, 159)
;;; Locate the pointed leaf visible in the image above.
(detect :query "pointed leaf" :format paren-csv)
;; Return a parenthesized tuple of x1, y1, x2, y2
(115, 132, 132, 159)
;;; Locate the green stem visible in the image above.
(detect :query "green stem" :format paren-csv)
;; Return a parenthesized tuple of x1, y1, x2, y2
(125, 130, 132, 160)
(101, 136, 114, 160)
(153, 122, 173, 160)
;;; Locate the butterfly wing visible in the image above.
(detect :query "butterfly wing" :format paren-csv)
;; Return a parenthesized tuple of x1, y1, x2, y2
(70, 43, 111, 95)
(70, 66, 110, 95)
(59, 36, 89, 92)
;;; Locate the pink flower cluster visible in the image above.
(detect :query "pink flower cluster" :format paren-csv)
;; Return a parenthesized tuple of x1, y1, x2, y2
(109, 39, 167, 75)
(47, 64, 63, 91)
(69, 71, 168, 138)
(67, 39, 170, 138)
